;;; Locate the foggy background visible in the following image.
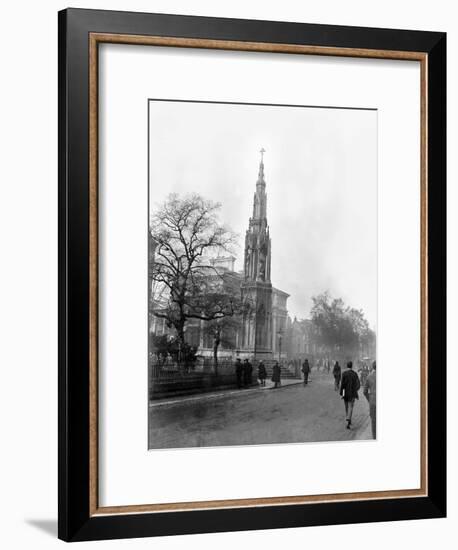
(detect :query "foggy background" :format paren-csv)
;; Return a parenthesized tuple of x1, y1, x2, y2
(148, 100, 377, 328)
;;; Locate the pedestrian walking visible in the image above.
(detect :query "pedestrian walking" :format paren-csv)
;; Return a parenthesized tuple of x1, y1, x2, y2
(332, 361, 341, 391)
(363, 361, 377, 439)
(339, 361, 361, 429)
(271, 361, 281, 388)
(258, 361, 267, 386)
(235, 358, 243, 388)
(301, 359, 310, 385)
(361, 364, 369, 386)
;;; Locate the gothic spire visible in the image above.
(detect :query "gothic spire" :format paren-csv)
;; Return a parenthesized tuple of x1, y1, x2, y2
(245, 148, 272, 284)
(257, 147, 266, 187)
(252, 148, 267, 220)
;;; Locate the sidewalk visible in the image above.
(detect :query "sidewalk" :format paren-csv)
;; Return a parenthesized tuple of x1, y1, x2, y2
(353, 411, 373, 440)
(260, 379, 303, 390)
(150, 377, 303, 407)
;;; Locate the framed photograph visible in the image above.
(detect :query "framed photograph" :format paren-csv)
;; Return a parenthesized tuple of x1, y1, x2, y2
(58, 8, 446, 542)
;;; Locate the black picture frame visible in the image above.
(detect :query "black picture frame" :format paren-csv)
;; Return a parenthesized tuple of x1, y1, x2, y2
(58, 7, 446, 542)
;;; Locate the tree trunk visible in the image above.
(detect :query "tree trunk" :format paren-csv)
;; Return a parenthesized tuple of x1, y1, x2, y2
(175, 321, 186, 367)
(213, 336, 220, 375)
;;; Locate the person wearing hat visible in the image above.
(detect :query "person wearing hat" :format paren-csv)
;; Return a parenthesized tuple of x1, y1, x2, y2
(243, 358, 252, 386)
(258, 360, 267, 386)
(332, 361, 342, 391)
(339, 361, 361, 429)
(363, 360, 377, 438)
(301, 358, 311, 386)
(271, 361, 281, 388)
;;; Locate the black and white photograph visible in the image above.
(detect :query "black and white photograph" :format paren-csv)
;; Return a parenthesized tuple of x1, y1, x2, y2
(148, 100, 377, 449)
(0, 0, 449, 546)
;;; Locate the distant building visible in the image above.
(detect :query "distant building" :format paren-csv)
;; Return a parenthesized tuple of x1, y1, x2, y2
(271, 288, 290, 357)
(285, 317, 319, 358)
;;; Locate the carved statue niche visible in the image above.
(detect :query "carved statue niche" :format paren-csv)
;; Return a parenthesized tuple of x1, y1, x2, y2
(244, 246, 251, 278)
(259, 255, 266, 280)
(258, 241, 268, 280)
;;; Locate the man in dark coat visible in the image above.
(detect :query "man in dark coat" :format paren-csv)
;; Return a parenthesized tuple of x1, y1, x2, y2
(332, 361, 342, 391)
(271, 362, 281, 388)
(301, 359, 310, 386)
(258, 361, 267, 386)
(246, 359, 253, 385)
(235, 358, 243, 388)
(339, 361, 361, 429)
(363, 361, 377, 438)
(243, 359, 252, 386)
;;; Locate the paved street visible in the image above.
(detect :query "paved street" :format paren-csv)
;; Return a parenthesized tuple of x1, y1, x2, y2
(148, 372, 372, 449)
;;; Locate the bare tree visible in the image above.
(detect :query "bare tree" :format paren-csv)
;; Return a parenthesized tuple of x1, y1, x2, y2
(149, 193, 241, 360)
(310, 291, 376, 358)
(203, 316, 242, 374)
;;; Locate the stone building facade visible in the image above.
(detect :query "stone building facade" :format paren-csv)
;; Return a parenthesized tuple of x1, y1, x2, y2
(285, 317, 319, 358)
(150, 151, 290, 360)
(240, 150, 283, 358)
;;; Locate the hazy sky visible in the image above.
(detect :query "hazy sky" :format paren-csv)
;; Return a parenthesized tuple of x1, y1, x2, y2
(149, 100, 377, 328)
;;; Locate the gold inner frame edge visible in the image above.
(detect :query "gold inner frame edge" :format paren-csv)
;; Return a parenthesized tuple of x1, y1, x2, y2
(88, 32, 428, 516)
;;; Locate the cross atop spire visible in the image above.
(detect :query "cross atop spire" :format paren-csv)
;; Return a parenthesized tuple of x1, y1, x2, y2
(257, 148, 266, 186)
(253, 147, 268, 220)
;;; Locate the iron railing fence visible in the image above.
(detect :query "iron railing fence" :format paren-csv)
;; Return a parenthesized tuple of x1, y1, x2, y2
(149, 358, 236, 379)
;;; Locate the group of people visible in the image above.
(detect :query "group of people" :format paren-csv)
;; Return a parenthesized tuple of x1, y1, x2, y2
(334, 359, 377, 437)
(357, 363, 371, 386)
(234, 358, 283, 389)
(235, 355, 377, 439)
(301, 357, 377, 438)
(235, 358, 254, 388)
